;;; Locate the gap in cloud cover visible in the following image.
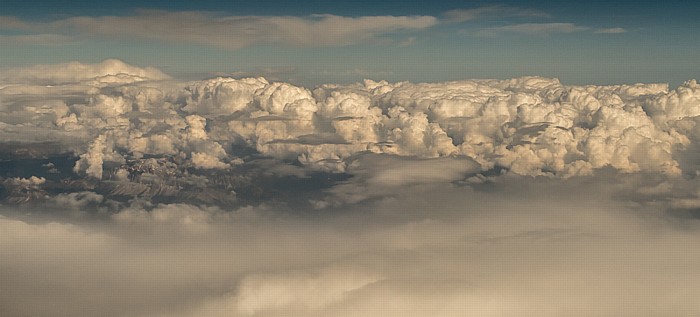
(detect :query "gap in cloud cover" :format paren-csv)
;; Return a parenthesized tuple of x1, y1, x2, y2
(2, 59, 700, 316)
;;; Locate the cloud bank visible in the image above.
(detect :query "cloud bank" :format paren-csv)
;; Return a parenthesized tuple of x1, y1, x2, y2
(0, 59, 169, 85)
(2, 60, 700, 316)
(3, 177, 700, 317)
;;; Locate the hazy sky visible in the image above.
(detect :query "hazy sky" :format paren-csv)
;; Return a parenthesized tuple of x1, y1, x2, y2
(1, 0, 698, 86)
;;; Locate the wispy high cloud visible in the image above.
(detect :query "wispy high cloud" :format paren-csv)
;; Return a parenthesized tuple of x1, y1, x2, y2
(443, 6, 624, 38)
(0, 7, 627, 48)
(475, 22, 590, 36)
(0, 34, 74, 45)
(444, 5, 550, 23)
(594, 27, 627, 34)
(2, 10, 437, 49)
(0, 16, 29, 29)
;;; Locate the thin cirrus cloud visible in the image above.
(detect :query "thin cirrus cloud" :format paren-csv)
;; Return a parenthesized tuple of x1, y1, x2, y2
(0, 6, 627, 51)
(0, 16, 29, 29)
(474, 22, 591, 36)
(3, 10, 438, 49)
(0, 34, 74, 46)
(443, 5, 551, 23)
(594, 27, 628, 34)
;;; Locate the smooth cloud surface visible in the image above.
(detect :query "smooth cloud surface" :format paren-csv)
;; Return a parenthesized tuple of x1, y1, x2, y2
(444, 5, 550, 23)
(0, 59, 169, 85)
(2, 60, 700, 316)
(476, 23, 589, 36)
(0, 7, 625, 52)
(3, 11, 437, 49)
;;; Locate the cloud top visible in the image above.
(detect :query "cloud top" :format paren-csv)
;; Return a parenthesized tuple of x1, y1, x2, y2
(2, 60, 700, 317)
(0, 60, 698, 186)
(0, 59, 169, 85)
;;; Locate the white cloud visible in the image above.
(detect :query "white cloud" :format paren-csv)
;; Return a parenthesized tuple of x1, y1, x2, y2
(233, 266, 381, 315)
(4, 60, 700, 317)
(1, 60, 698, 180)
(191, 152, 230, 169)
(3, 175, 700, 317)
(0, 59, 169, 85)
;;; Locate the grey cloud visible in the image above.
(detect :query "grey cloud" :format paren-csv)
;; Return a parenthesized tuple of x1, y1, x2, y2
(0, 8, 626, 48)
(444, 5, 550, 23)
(0, 33, 74, 45)
(595, 27, 627, 34)
(475, 22, 590, 36)
(0, 16, 29, 29)
(4, 10, 437, 50)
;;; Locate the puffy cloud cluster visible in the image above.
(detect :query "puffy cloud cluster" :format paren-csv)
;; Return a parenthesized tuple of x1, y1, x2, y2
(0, 59, 169, 85)
(3, 60, 700, 211)
(165, 75, 694, 178)
(4, 60, 700, 317)
(2, 60, 700, 184)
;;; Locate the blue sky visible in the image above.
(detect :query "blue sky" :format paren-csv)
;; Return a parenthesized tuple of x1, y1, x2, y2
(1, 0, 698, 86)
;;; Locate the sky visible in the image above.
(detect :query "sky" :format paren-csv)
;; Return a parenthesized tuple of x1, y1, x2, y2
(4, 2, 700, 317)
(1, 0, 699, 86)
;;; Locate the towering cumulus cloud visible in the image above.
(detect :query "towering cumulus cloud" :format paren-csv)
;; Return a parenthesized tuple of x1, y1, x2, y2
(2, 60, 700, 316)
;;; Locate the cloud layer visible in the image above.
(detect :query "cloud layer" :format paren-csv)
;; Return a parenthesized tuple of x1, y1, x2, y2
(3, 176, 700, 317)
(1, 61, 699, 189)
(0, 7, 625, 52)
(2, 60, 700, 316)
(1, 10, 437, 49)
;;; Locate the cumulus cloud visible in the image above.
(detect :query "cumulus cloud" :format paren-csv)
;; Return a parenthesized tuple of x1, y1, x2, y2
(0, 59, 169, 85)
(1, 60, 699, 184)
(3, 60, 700, 316)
